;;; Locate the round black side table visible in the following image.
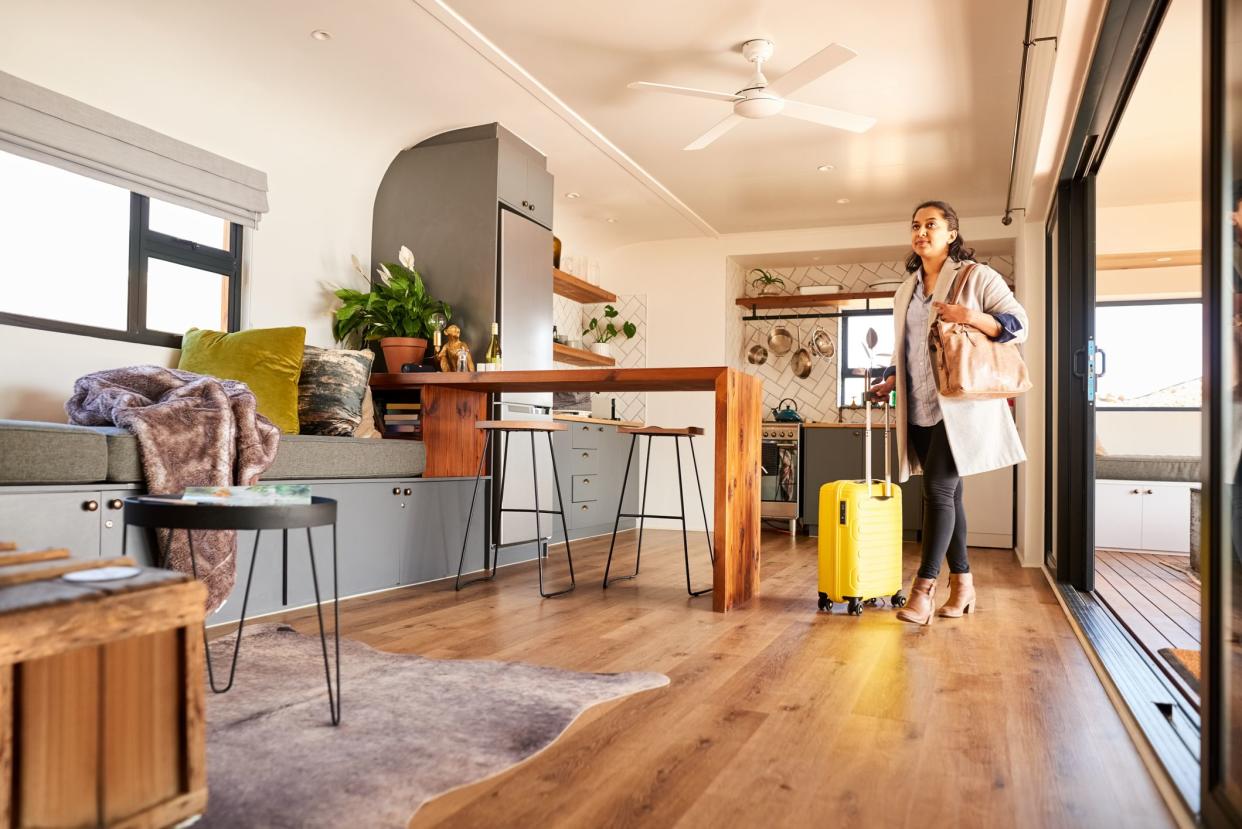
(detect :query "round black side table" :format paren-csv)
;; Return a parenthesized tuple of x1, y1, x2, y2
(122, 495, 342, 725)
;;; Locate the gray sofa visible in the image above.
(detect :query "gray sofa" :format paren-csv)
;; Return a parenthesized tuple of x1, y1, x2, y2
(0, 419, 485, 625)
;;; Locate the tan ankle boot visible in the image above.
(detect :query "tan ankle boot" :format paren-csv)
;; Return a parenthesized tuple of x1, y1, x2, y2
(896, 577, 936, 626)
(937, 573, 976, 617)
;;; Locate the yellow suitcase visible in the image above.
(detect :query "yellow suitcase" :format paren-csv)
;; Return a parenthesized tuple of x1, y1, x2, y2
(816, 401, 906, 615)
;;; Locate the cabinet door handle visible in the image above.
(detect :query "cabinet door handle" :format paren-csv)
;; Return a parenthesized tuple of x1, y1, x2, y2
(581, 425, 590, 431)
(528, 204, 536, 212)
(83, 500, 99, 512)
(1145, 489, 1154, 495)
(521, 199, 531, 208)
(580, 504, 589, 511)
(1130, 489, 1141, 495)
(581, 452, 590, 459)
(403, 488, 412, 496)
(393, 487, 401, 495)
(583, 478, 591, 485)
(107, 499, 123, 510)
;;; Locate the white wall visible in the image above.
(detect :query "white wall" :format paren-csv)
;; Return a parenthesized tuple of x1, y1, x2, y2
(604, 217, 1018, 530)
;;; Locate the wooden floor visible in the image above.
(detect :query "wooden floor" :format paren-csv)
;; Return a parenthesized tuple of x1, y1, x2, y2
(267, 531, 1174, 828)
(1095, 549, 1200, 700)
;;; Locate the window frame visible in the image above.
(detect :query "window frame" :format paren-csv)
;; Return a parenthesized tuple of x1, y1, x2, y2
(1094, 296, 1202, 412)
(0, 186, 243, 348)
(838, 309, 895, 406)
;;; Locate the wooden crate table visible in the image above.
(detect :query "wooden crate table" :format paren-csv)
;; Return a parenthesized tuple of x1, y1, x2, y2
(0, 551, 206, 829)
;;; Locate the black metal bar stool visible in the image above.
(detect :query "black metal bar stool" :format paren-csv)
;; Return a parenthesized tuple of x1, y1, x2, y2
(456, 420, 576, 597)
(603, 426, 714, 597)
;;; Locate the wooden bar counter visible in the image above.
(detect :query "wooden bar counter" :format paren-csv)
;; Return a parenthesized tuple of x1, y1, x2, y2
(370, 367, 763, 612)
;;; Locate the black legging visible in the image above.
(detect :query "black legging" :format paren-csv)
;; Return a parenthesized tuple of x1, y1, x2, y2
(909, 421, 969, 580)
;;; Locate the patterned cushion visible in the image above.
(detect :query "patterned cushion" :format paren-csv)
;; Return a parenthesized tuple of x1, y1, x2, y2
(298, 346, 374, 436)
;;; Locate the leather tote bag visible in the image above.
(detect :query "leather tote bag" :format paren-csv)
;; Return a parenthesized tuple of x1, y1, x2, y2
(928, 263, 1033, 399)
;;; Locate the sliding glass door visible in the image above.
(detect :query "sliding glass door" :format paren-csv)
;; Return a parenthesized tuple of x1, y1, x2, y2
(1203, 0, 1242, 821)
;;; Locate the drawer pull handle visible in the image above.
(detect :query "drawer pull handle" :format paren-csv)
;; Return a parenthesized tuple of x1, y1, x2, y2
(83, 500, 99, 512)
(107, 499, 123, 510)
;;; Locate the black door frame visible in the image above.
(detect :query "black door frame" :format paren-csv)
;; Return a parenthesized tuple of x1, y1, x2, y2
(1045, 0, 1169, 592)
(1202, 0, 1242, 822)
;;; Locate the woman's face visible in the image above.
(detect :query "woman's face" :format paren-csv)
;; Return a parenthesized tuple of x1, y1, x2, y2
(910, 207, 957, 259)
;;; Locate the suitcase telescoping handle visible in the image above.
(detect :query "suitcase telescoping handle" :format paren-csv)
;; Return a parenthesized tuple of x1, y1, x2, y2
(862, 396, 893, 500)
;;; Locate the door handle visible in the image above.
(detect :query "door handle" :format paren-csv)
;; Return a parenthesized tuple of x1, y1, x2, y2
(1072, 348, 1086, 378)
(1094, 348, 1107, 378)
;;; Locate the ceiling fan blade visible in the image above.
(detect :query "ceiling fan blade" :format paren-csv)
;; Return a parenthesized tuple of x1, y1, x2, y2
(779, 100, 876, 133)
(768, 43, 857, 98)
(628, 81, 741, 104)
(684, 113, 744, 150)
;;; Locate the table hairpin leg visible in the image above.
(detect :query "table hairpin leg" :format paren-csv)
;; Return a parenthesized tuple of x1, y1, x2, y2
(305, 525, 342, 725)
(189, 528, 262, 694)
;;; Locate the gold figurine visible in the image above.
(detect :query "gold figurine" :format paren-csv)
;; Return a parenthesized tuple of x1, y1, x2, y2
(437, 324, 475, 372)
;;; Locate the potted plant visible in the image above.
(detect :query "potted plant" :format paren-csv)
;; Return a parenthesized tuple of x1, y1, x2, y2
(333, 246, 452, 370)
(582, 304, 636, 358)
(749, 268, 785, 296)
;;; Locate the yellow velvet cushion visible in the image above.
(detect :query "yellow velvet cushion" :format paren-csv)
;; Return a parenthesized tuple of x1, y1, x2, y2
(177, 327, 307, 434)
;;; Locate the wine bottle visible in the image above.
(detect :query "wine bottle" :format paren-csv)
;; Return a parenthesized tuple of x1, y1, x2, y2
(484, 322, 502, 369)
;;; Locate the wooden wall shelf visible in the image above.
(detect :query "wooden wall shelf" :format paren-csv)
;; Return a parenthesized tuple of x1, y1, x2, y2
(553, 342, 616, 367)
(554, 268, 618, 304)
(735, 291, 896, 310)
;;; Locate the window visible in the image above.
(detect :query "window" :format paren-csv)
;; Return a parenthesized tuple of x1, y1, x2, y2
(0, 148, 242, 347)
(839, 312, 895, 406)
(1095, 300, 1202, 409)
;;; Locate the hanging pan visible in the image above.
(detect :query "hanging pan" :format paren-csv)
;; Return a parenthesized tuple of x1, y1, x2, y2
(746, 343, 769, 365)
(810, 326, 836, 359)
(790, 324, 813, 380)
(767, 323, 794, 356)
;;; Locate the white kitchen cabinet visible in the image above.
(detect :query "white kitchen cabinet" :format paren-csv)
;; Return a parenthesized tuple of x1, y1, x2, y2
(1094, 480, 1193, 553)
(962, 465, 1015, 549)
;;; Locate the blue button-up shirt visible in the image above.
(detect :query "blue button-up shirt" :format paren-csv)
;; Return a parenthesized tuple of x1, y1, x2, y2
(905, 271, 942, 427)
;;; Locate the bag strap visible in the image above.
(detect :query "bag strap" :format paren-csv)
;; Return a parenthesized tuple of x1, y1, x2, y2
(945, 262, 978, 306)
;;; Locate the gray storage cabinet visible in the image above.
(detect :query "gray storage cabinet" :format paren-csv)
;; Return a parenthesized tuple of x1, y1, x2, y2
(0, 477, 486, 626)
(801, 426, 922, 541)
(552, 422, 638, 543)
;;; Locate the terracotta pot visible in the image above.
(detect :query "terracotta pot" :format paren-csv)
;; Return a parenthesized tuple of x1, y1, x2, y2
(379, 337, 428, 371)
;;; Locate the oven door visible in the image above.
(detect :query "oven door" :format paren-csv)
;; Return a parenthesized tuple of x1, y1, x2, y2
(761, 440, 799, 505)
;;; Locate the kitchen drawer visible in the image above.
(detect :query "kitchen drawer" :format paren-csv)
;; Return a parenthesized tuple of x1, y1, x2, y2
(570, 447, 599, 473)
(569, 499, 605, 528)
(570, 423, 600, 449)
(571, 474, 598, 503)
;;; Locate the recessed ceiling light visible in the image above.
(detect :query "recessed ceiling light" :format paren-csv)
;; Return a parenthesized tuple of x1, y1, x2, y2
(836, 198, 850, 204)
(812, 256, 821, 261)
(311, 29, 332, 41)
(816, 164, 835, 172)
(605, 217, 617, 224)
(565, 192, 581, 199)
(1155, 256, 1173, 262)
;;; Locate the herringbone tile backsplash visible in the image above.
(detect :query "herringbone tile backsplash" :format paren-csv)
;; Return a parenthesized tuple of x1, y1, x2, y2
(553, 294, 646, 422)
(732, 257, 1014, 424)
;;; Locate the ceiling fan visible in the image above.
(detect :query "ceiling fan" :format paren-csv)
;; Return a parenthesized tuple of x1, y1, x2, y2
(628, 39, 876, 150)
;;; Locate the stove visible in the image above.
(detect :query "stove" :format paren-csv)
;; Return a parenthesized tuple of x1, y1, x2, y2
(761, 421, 801, 532)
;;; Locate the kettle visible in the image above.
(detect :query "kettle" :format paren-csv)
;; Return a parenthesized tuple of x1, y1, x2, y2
(771, 398, 803, 423)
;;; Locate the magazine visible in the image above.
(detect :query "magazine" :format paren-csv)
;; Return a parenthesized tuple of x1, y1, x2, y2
(181, 484, 312, 506)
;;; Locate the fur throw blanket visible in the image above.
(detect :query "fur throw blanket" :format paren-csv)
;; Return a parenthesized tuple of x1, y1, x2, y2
(66, 366, 280, 612)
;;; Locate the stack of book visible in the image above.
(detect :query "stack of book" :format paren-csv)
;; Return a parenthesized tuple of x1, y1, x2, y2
(384, 401, 422, 438)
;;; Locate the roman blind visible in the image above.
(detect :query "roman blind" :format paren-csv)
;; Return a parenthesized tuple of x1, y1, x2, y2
(0, 70, 269, 227)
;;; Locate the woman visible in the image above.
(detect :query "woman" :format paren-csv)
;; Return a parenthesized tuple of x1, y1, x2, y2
(867, 201, 1028, 625)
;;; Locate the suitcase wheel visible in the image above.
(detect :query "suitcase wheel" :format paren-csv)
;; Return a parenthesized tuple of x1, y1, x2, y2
(864, 598, 880, 608)
(847, 598, 863, 616)
(891, 592, 907, 608)
(817, 592, 832, 613)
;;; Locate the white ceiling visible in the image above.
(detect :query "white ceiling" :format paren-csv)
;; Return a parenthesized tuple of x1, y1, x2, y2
(1095, 0, 1201, 208)
(442, 0, 1027, 234)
